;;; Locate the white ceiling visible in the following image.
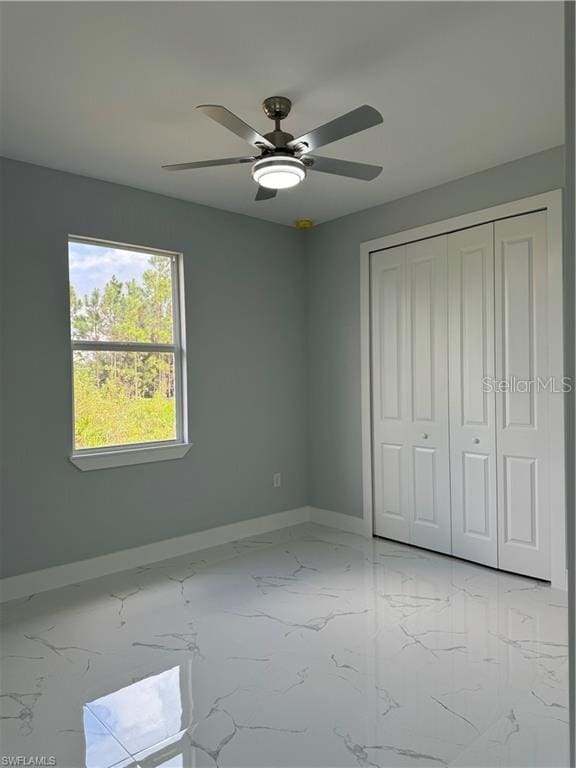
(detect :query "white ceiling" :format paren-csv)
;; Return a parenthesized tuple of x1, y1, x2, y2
(0, 2, 564, 226)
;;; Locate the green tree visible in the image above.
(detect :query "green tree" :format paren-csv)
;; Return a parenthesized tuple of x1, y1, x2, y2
(70, 255, 177, 449)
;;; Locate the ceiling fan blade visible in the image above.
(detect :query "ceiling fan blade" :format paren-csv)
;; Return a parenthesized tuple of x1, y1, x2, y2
(162, 156, 254, 171)
(197, 105, 275, 150)
(255, 186, 277, 201)
(288, 105, 382, 153)
(307, 155, 382, 181)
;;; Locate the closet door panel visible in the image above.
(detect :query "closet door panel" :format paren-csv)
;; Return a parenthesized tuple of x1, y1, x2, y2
(371, 246, 411, 543)
(405, 237, 451, 554)
(371, 237, 450, 554)
(413, 446, 439, 525)
(448, 224, 497, 567)
(462, 453, 492, 536)
(495, 212, 550, 580)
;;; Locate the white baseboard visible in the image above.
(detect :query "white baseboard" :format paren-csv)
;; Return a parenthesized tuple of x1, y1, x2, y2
(308, 506, 368, 536)
(0, 505, 368, 603)
(551, 569, 568, 592)
(0, 506, 310, 603)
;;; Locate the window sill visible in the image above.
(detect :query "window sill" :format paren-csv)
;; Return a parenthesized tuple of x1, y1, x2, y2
(70, 442, 192, 471)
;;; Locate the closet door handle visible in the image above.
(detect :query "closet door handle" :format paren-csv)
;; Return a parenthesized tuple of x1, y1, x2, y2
(473, 437, 480, 444)
(421, 433, 429, 440)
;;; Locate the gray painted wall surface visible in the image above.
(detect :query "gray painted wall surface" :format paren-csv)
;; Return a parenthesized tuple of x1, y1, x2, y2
(306, 146, 566, 519)
(0, 147, 567, 578)
(0, 159, 308, 578)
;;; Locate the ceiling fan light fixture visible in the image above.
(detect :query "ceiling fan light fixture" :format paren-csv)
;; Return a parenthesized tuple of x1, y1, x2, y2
(164, 101, 384, 202)
(251, 155, 306, 190)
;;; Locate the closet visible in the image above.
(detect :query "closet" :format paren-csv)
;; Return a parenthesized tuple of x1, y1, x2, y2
(370, 210, 558, 581)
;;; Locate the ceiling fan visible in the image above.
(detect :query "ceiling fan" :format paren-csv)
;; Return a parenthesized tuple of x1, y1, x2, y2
(162, 96, 383, 201)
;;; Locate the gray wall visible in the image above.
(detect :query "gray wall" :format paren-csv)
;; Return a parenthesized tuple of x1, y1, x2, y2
(0, 146, 567, 579)
(306, 146, 566, 518)
(0, 158, 308, 578)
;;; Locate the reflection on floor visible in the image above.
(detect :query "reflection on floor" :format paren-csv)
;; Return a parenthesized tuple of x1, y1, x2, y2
(0, 523, 569, 767)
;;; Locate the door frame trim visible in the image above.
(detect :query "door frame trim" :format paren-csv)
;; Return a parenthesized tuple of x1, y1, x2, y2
(360, 189, 566, 588)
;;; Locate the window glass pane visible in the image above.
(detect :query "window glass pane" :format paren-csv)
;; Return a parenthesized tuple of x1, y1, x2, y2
(73, 350, 177, 449)
(69, 241, 174, 343)
(85, 667, 185, 762)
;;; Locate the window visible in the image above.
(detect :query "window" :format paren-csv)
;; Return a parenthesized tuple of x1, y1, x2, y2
(68, 237, 189, 470)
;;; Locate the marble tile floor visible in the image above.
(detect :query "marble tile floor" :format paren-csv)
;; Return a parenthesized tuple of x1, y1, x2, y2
(0, 523, 569, 768)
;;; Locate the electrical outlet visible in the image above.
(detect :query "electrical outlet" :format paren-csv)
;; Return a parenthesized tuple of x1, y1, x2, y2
(273, 472, 281, 488)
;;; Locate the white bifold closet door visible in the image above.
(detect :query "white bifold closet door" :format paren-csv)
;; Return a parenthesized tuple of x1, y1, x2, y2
(494, 211, 550, 580)
(371, 236, 451, 554)
(371, 210, 554, 579)
(448, 223, 498, 568)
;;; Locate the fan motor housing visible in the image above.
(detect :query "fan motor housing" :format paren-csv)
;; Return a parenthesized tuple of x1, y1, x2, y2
(263, 130, 294, 149)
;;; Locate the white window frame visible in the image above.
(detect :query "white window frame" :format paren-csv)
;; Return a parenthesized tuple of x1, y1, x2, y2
(68, 235, 191, 471)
